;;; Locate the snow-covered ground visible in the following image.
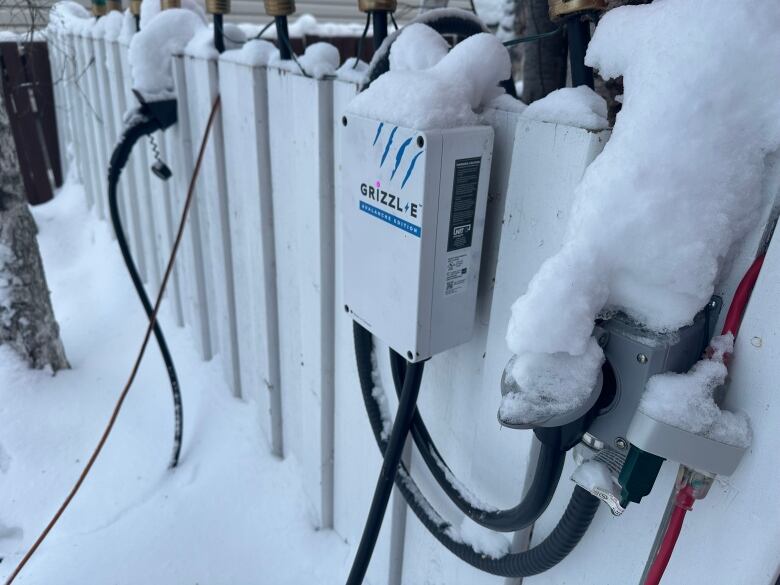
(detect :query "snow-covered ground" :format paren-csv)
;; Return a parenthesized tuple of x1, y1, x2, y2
(0, 179, 350, 584)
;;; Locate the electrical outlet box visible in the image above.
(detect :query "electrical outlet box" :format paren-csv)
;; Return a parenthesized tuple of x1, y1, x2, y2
(341, 114, 494, 362)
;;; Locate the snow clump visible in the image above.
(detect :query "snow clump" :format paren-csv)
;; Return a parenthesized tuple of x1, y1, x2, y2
(523, 86, 609, 131)
(128, 8, 206, 99)
(446, 516, 511, 559)
(185, 23, 245, 59)
(271, 42, 340, 79)
(220, 39, 278, 67)
(503, 0, 780, 427)
(91, 9, 122, 40)
(571, 460, 615, 493)
(639, 334, 751, 448)
(347, 25, 510, 129)
(499, 336, 603, 426)
(139, 0, 205, 30)
(47, 1, 92, 35)
(388, 22, 450, 72)
(336, 58, 369, 84)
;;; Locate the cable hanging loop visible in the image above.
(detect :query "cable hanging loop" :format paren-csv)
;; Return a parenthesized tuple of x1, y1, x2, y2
(3, 96, 222, 585)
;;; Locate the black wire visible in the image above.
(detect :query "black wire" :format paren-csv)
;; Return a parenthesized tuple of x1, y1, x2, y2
(390, 12, 399, 31)
(503, 26, 563, 47)
(279, 31, 310, 78)
(213, 14, 225, 53)
(254, 19, 275, 40)
(213, 14, 250, 47)
(389, 348, 565, 532)
(352, 323, 600, 578)
(346, 357, 425, 585)
(353, 12, 371, 69)
(107, 110, 183, 469)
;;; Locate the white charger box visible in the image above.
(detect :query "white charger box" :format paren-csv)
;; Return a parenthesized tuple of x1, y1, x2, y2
(341, 114, 493, 361)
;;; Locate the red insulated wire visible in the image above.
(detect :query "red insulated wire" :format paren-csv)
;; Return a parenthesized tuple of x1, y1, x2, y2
(721, 254, 765, 337)
(644, 487, 695, 585)
(643, 254, 766, 585)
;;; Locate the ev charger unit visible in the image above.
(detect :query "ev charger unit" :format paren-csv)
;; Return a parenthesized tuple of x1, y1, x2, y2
(341, 114, 494, 362)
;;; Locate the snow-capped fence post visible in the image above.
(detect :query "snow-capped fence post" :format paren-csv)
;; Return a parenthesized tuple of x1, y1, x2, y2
(70, 31, 101, 212)
(79, 32, 109, 221)
(217, 50, 283, 456)
(170, 53, 213, 360)
(266, 65, 336, 529)
(182, 51, 242, 397)
(47, 31, 71, 181)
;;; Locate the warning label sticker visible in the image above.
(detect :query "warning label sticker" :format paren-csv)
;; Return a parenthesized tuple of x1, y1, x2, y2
(445, 254, 469, 296)
(447, 157, 481, 252)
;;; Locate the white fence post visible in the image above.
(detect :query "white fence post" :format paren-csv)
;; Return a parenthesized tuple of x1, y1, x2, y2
(218, 52, 283, 454)
(81, 33, 109, 221)
(71, 31, 102, 212)
(266, 65, 336, 529)
(171, 53, 213, 360)
(183, 53, 241, 396)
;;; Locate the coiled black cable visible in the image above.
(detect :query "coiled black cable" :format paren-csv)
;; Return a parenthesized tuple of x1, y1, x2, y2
(346, 356, 425, 585)
(389, 349, 565, 532)
(354, 323, 600, 578)
(107, 98, 182, 469)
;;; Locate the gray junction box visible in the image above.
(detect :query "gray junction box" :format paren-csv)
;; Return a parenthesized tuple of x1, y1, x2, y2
(341, 114, 494, 362)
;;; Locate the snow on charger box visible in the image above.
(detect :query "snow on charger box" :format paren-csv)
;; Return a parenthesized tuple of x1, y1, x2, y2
(341, 114, 494, 362)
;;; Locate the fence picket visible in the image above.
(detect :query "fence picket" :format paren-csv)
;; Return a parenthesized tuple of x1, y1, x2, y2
(266, 66, 336, 529)
(183, 53, 241, 397)
(171, 53, 212, 360)
(218, 54, 283, 454)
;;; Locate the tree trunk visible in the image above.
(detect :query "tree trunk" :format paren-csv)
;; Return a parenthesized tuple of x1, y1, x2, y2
(0, 81, 69, 372)
(519, 0, 568, 104)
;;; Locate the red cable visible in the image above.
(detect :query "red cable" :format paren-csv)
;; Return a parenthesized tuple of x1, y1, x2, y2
(721, 255, 765, 337)
(643, 254, 766, 585)
(644, 487, 695, 585)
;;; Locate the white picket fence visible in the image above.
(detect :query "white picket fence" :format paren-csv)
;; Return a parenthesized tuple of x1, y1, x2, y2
(45, 22, 780, 585)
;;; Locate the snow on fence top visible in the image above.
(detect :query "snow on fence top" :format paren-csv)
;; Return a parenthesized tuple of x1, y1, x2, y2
(522, 86, 609, 131)
(502, 0, 780, 437)
(347, 23, 512, 129)
(129, 8, 206, 99)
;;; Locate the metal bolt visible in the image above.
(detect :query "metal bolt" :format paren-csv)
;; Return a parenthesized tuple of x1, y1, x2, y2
(597, 333, 609, 347)
(615, 437, 628, 450)
(709, 299, 718, 309)
(751, 336, 763, 348)
(636, 353, 648, 364)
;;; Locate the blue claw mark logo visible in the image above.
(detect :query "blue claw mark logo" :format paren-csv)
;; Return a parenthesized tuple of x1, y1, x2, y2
(374, 123, 423, 189)
(372, 122, 384, 146)
(401, 151, 423, 189)
(380, 126, 398, 167)
(391, 137, 413, 180)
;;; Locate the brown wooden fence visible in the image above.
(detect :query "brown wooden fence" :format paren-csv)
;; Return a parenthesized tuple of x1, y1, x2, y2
(0, 40, 62, 205)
